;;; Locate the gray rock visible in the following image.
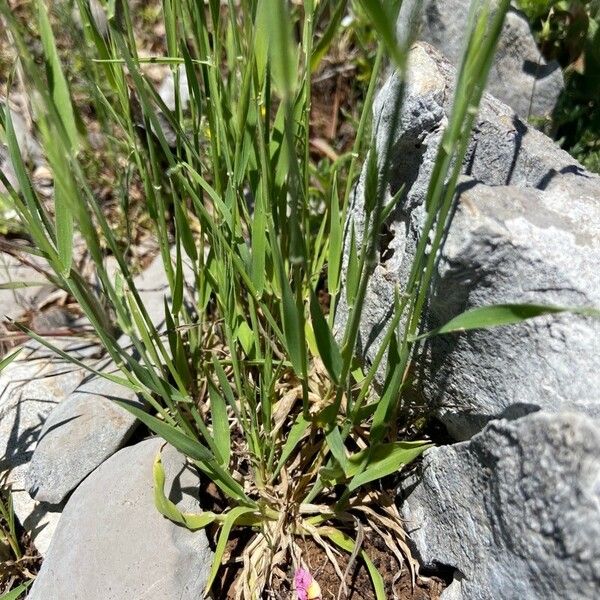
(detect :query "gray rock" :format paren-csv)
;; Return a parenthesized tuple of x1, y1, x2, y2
(28, 438, 213, 600)
(423, 180, 600, 439)
(336, 42, 600, 439)
(0, 252, 53, 320)
(400, 411, 600, 599)
(158, 65, 191, 112)
(397, 1, 564, 119)
(25, 250, 196, 504)
(26, 365, 141, 504)
(0, 340, 97, 555)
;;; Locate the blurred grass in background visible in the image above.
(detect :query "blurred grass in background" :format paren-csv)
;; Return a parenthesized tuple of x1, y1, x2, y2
(517, 0, 600, 172)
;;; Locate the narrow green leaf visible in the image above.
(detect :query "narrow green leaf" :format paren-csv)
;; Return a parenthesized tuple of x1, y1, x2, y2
(327, 174, 342, 297)
(325, 425, 348, 474)
(358, 0, 404, 68)
(413, 303, 600, 341)
(250, 196, 267, 296)
(309, 291, 342, 384)
(205, 506, 256, 594)
(173, 198, 198, 262)
(321, 527, 386, 600)
(111, 398, 248, 503)
(208, 381, 231, 466)
(273, 413, 310, 478)
(311, 0, 349, 72)
(254, 0, 271, 86)
(0, 581, 32, 600)
(347, 442, 431, 492)
(268, 0, 298, 97)
(0, 348, 22, 373)
(345, 224, 359, 308)
(320, 441, 430, 485)
(36, 0, 79, 150)
(153, 451, 217, 529)
(0, 281, 47, 290)
(172, 242, 184, 315)
(235, 318, 254, 356)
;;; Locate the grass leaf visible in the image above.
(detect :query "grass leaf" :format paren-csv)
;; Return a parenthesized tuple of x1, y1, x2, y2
(321, 527, 386, 600)
(413, 303, 600, 341)
(35, 0, 79, 150)
(205, 506, 256, 594)
(309, 290, 342, 384)
(208, 381, 231, 466)
(153, 451, 218, 529)
(0, 581, 32, 600)
(0, 348, 23, 373)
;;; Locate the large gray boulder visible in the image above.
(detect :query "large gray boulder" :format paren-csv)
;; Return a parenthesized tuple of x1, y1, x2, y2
(423, 180, 600, 439)
(401, 411, 600, 599)
(336, 42, 600, 440)
(397, 0, 564, 119)
(28, 438, 213, 600)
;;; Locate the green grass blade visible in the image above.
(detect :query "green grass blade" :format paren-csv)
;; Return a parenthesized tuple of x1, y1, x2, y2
(412, 303, 600, 341)
(153, 451, 218, 529)
(345, 224, 359, 308)
(309, 290, 342, 384)
(346, 442, 431, 493)
(111, 398, 249, 503)
(0, 581, 32, 600)
(358, 0, 404, 67)
(205, 506, 256, 594)
(0, 348, 22, 373)
(35, 0, 79, 150)
(321, 527, 386, 600)
(208, 381, 231, 466)
(251, 193, 267, 296)
(311, 0, 349, 72)
(268, 0, 298, 98)
(272, 413, 310, 479)
(327, 173, 342, 301)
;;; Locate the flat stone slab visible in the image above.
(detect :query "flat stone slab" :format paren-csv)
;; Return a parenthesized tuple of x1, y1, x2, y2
(28, 438, 213, 600)
(26, 365, 141, 504)
(401, 411, 600, 599)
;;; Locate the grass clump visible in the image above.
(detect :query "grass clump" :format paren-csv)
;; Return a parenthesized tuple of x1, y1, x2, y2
(1, 0, 583, 597)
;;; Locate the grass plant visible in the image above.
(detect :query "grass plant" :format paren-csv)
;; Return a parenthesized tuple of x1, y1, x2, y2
(0, 0, 595, 597)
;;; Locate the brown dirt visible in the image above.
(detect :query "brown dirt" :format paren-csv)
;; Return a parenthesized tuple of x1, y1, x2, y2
(211, 530, 446, 600)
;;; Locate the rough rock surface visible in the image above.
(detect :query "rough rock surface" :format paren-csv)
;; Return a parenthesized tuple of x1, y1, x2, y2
(397, 0, 564, 119)
(0, 340, 97, 555)
(401, 412, 600, 599)
(423, 180, 600, 439)
(28, 438, 213, 600)
(336, 42, 600, 439)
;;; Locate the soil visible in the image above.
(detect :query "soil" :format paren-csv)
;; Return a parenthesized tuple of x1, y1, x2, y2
(212, 530, 446, 600)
